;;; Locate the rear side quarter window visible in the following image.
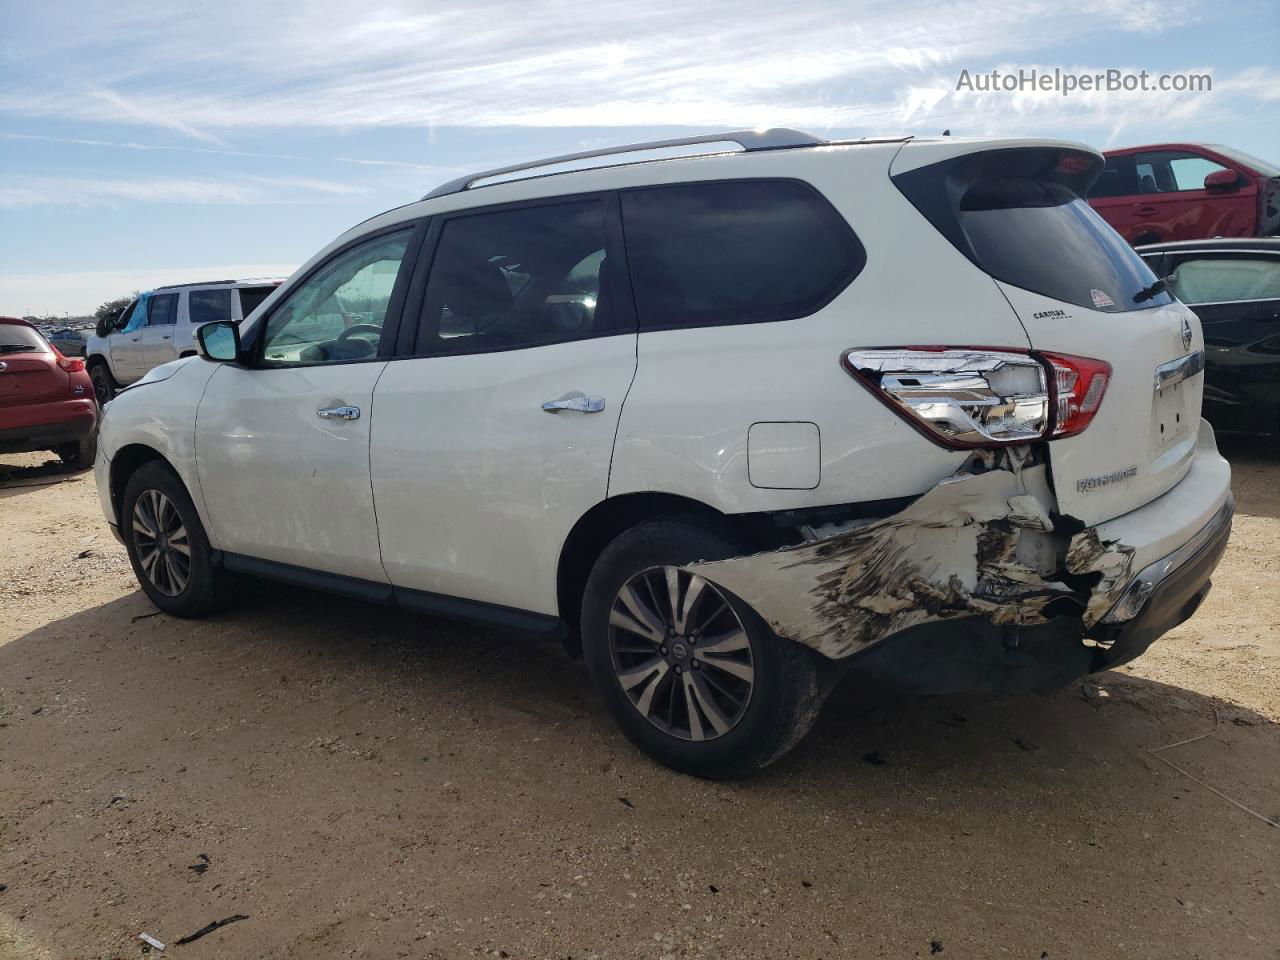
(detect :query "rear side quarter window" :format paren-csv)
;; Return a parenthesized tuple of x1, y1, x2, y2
(189, 288, 235, 325)
(619, 179, 865, 330)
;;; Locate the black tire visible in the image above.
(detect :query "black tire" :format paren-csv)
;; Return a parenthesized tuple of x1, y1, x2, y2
(582, 517, 825, 779)
(89, 363, 117, 405)
(122, 461, 232, 618)
(56, 434, 97, 468)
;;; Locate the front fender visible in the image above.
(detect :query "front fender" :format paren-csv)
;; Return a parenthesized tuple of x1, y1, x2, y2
(97, 358, 223, 549)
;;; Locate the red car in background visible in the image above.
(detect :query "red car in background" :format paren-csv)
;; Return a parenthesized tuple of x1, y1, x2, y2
(1089, 143, 1280, 245)
(0, 316, 99, 466)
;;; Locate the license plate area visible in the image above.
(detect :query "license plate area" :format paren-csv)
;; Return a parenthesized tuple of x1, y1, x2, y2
(1153, 378, 1192, 449)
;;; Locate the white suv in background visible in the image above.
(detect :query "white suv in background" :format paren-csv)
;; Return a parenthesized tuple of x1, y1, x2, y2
(86, 278, 282, 403)
(94, 130, 1232, 777)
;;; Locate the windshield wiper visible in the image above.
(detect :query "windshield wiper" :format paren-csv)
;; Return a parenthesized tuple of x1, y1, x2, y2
(1134, 275, 1173, 304)
(0, 343, 37, 353)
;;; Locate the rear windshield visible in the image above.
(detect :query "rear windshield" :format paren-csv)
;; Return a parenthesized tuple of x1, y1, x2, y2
(960, 178, 1171, 312)
(894, 148, 1172, 313)
(237, 285, 276, 319)
(0, 324, 49, 353)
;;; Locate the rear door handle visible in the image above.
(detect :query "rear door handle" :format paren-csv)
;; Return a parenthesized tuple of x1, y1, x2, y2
(1136, 205, 1157, 215)
(317, 405, 361, 420)
(542, 396, 606, 414)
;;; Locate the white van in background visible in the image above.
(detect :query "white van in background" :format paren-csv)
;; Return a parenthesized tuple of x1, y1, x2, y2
(86, 278, 284, 403)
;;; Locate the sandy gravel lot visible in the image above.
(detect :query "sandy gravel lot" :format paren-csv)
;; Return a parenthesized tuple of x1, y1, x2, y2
(1, 442, 1277, 959)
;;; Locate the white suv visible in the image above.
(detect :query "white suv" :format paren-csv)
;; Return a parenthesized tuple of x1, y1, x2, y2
(94, 130, 1233, 777)
(86, 278, 282, 404)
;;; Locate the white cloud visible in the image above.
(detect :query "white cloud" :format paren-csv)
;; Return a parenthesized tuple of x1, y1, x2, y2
(0, 174, 371, 209)
(0, 265, 299, 316)
(0, 0, 1246, 138)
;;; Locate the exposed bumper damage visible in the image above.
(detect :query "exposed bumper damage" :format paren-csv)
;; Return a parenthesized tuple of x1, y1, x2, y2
(686, 449, 1138, 661)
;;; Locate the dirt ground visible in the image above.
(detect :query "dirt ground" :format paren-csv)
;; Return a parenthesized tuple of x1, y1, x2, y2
(1, 442, 1277, 960)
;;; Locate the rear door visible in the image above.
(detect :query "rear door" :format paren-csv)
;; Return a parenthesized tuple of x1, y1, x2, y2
(109, 301, 148, 383)
(370, 193, 636, 615)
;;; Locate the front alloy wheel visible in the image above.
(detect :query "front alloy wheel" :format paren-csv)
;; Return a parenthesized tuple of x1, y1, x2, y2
(131, 488, 191, 596)
(609, 566, 755, 742)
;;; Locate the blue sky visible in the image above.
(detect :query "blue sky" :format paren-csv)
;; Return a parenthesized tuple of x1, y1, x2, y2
(2, 0, 1277, 316)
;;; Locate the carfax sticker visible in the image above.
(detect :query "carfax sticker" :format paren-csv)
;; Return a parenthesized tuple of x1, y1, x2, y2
(1091, 289, 1115, 308)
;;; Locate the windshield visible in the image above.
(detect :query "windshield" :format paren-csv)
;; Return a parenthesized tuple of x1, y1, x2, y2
(0, 324, 50, 353)
(1206, 145, 1280, 178)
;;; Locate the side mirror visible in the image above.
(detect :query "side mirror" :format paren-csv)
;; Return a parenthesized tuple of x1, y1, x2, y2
(1204, 169, 1238, 191)
(195, 321, 241, 363)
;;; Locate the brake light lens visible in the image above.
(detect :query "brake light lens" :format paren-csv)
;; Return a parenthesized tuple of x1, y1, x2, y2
(56, 355, 86, 373)
(842, 347, 1110, 449)
(1041, 352, 1110, 438)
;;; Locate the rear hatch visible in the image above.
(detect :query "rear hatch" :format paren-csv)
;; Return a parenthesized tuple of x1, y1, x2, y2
(0, 327, 64, 409)
(892, 142, 1203, 525)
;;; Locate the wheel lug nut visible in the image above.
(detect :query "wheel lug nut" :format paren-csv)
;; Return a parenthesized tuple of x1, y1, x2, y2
(692, 660, 700, 669)
(660, 646, 668, 655)
(674, 665, 682, 675)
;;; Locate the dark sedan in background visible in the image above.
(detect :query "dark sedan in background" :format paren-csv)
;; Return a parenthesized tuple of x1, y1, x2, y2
(1138, 238, 1280, 441)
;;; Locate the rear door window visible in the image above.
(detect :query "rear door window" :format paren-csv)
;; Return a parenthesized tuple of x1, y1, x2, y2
(189, 288, 234, 325)
(414, 198, 617, 354)
(620, 179, 864, 329)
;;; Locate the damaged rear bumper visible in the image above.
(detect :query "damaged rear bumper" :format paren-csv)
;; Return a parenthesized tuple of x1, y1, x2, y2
(686, 420, 1232, 690)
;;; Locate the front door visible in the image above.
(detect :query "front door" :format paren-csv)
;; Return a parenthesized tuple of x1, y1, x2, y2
(108, 299, 149, 384)
(371, 194, 637, 615)
(1131, 150, 1256, 242)
(196, 225, 419, 581)
(140, 291, 180, 370)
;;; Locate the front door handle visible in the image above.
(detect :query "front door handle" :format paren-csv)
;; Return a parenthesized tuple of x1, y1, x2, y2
(542, 396, 606, 414)
(1136, 205, 1157, 215)
(317, 405, 361, 421)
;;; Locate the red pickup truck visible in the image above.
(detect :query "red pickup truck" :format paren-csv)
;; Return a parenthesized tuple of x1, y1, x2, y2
(1088, 143, 1280, 245)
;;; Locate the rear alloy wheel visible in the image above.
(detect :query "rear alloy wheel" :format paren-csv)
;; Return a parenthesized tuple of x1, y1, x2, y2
(122, 461, 232, 617)
(583, 518, 825, 778)
(609, 566, 754, 742)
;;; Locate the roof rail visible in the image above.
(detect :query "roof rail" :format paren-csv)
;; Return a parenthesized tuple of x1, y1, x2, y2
(422, 128, 825, 200)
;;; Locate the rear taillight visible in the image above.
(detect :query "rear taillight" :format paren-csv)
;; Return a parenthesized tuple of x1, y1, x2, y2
(1040, 352, 1110, 438)
(842, 347, 1110, 449)
(56, 355, 86, 373)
